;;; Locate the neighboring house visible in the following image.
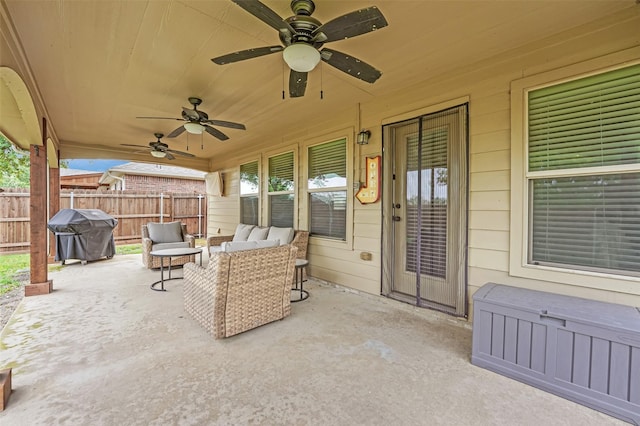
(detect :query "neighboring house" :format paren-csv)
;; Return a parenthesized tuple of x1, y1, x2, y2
(98, 162, 206, 193)
(59, 168, 107, 189)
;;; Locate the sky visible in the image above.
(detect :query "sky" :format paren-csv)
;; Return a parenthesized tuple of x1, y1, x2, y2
(66, 159, 127, 172)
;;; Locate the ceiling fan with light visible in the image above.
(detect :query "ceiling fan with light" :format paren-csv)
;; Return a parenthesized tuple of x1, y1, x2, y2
(136, 97, 246, 141)
(212, 0, 388, 98)
(121, 133, 195, 160)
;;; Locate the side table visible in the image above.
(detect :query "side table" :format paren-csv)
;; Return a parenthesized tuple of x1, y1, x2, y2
(150, 247, 202, 291)
(291, 259, 309, 302)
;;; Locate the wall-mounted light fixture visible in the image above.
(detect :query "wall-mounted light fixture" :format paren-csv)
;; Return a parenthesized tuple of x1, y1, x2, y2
(357, 130, 371, 145)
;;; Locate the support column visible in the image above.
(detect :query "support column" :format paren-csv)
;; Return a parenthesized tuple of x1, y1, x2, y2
(26, 118, 52, 296)
(48, 159, 60, 263)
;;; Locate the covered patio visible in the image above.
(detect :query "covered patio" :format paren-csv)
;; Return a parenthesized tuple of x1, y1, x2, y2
(2, 0, 639, 423)
(0, 255, 621, 424)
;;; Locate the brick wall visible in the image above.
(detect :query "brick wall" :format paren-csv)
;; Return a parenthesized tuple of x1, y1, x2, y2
(124, 174, 205, 193)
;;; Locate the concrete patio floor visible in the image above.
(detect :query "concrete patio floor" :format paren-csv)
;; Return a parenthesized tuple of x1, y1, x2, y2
(0, 254, 625, 425)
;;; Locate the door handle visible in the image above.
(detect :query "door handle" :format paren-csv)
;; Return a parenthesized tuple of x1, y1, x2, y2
(392, 216, 401, 222)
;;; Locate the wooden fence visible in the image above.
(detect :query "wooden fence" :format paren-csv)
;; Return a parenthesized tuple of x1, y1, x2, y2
(0, 188, 207, 254)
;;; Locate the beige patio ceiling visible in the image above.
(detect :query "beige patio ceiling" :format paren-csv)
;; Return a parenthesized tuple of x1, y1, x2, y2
(3, 0, 633, 171)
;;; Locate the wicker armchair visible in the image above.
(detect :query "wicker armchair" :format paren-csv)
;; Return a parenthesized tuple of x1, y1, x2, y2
(183, 245, 298, 339)
(141, 222, 195, 269)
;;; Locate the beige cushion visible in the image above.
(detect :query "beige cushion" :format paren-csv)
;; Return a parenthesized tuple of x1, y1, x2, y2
(247, 227, 269, 241)
(147, 221, 183, 244)
(267, 226, 295, 246)
(151, 241, 190, 251)
(222, 240, 279, 253)
(232, 223, 255, 242)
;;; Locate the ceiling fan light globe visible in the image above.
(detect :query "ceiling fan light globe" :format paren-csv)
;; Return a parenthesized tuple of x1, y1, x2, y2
(150, 150, 166, 158)
(184, 122, 205, 134)
(283, 43, 320, 72)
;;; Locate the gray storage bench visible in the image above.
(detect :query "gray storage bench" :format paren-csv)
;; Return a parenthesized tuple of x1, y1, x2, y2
(472, 283, 640, 425)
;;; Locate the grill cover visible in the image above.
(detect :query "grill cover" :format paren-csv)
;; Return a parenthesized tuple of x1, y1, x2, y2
(47, 209, 118, 263)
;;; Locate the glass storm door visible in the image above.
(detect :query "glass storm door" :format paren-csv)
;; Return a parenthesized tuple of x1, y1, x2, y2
(383, 105, 468, 316)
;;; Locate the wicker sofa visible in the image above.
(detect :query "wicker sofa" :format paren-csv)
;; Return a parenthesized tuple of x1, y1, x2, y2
(183, 245, 298, 339)
(141, 222, 195, 269)
(207, 224, 309, 261)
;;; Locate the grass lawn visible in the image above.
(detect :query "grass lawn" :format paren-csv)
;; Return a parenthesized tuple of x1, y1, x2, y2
(116, 244, 142, 255)
(0, 253, 29, 295)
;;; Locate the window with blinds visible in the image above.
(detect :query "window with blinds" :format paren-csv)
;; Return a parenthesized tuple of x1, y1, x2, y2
(240, 161, 259, 225)
(527, 64, 640, 276)
(308, 139, 347, 239)
(268, 151, 294, 228)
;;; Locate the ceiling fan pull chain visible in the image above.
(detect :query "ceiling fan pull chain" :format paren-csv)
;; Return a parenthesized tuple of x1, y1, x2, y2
(282, 61, 286, 100)
(320, 62, 324, 99)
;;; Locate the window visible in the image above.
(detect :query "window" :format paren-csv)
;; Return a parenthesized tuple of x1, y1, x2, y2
(525, 64, 640, 277)
(268, 151, 295, 228)
(239, 161, 259, 225)
(308, 138, 347, 239)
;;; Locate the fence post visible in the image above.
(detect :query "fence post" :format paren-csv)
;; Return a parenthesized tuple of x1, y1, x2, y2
(160, 193, 164, 223)
(198, 193, 203, 238)
(70, 191, 74, 209)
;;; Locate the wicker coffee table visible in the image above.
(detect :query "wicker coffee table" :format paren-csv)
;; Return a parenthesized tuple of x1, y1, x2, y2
(150, 247, 202, 291)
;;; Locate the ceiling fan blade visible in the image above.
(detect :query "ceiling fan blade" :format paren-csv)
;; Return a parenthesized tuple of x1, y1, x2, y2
(313, 7, 388, 43)
(181, 107, 200, 121)
(121, 144, 148, 148)
(321, 48, 382, 83)
(203, 124, 229, 141)
(165, 152, 176, 160)
(212, 46, 283, 65)
(167, 149, 195, 158)
(289, 70, 307, 98)
(167, 126, 186, 138)
(201, 119, 246, 130)
(231, 0, 295, 36)
(136, 116, 183, 121)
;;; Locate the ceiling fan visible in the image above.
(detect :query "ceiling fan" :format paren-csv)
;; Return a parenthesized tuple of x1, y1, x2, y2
(136, 97, 246, 141)
(121, 133, 195, 160)
(212, 0, 388, 98)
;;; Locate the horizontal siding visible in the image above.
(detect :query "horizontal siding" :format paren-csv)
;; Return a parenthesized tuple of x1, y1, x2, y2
(470, 150, 510, 173)
(469, 211, 510, 231)
(470, 170, 510, 192)
(469, 230, 509, 251)
(469, 190, 510, 211)
(470, 130, 511, 154)
(469, 109, 510, 135)
(469, 248, 509, 272)
(353, 236, 380, 253)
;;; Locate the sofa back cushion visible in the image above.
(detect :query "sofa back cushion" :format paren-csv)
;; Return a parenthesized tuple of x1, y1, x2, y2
(267, 226, 295, 246)
(247, 226, 269, 241)
(232, 223, 256, 242)
(222, 239, 279, 253)
(147, 221, 183, 244)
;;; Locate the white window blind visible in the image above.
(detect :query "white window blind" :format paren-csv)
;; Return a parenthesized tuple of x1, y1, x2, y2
(268, 152, 294, 228)
(527, 64, 640, 276)
(529, 65, 640, 171)
(308, 139, 347, 239)
(405, 130, 448, 279)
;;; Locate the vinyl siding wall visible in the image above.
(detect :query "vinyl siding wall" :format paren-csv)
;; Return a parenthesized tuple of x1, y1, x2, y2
(207, 10, 640, 319)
